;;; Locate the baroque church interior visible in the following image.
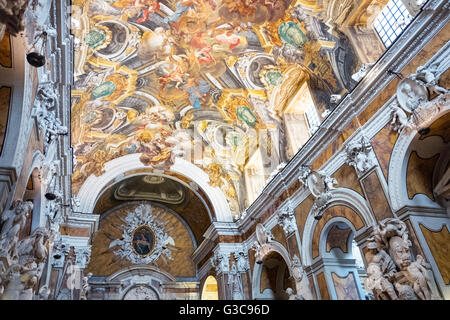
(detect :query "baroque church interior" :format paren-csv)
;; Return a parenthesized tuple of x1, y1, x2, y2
(0, 0, 448, 301)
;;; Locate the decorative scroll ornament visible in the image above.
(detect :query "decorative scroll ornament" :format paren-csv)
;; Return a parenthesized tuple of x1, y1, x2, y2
(391, 62, 448, 133)
(365, 218, 442, 300)
(298, 166, 337, 220)
(108, 204, 175, 265)
(277, 203, 297, 236)
(345, 136, 376, 174)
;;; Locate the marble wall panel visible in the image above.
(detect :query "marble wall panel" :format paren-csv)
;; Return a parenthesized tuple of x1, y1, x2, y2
(419, 224, 450, 285)
(360, 170, 393, 221)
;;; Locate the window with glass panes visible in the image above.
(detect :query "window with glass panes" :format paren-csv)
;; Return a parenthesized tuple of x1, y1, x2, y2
(373, 0, 412, 47)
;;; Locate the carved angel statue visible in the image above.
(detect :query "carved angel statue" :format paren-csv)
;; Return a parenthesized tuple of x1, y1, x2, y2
(390, 103, 412, 132)
(412, 63, 448, 95)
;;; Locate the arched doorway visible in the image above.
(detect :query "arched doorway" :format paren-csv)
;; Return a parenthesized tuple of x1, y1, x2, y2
(316, 218, 367, 300)
(254, 251, 294, 300)
(201, 275, 219, 300)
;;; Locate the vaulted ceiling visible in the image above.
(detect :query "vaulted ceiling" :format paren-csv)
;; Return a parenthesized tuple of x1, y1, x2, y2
(70, 0, 415, 215)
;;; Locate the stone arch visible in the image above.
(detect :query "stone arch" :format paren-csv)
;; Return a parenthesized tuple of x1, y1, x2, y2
(107, 265, 176, 300)
(251, 240, 293, 300)
(76, 155, 233, 222)
(301, 187, 375, 266)
(319, 217, 358, 258)
(387, 99, 450, 213)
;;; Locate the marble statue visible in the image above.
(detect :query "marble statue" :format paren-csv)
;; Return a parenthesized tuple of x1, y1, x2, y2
(80, 272, 93, 300)
(345, 136, 375, 174)
(0, 227, 53, 300)
(0, 200, 33, 261)
(228, 261, 244, 300)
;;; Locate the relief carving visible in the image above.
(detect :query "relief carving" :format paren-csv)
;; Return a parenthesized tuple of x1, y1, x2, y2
(365, 218, 442, 300)
(298, 166, 337, 220)
(276, 203, 297, 236)
(391, 63, 448, 133)
(32, 84, 68, 153)
(0, 226, 54, 300)
(345, 136, 376, 174)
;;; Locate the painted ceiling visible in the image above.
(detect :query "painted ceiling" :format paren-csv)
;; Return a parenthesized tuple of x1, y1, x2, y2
(70, 0, 418, 215)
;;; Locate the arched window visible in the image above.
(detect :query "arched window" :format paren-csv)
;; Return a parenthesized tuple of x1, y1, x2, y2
(201, 276, 219, 300)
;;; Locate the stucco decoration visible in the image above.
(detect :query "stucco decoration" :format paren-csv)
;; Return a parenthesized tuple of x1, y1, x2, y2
(210, 250, 230, 275)
(391, 62, 448, 133)
(0, 227, 54, 300)
(32, 83, 68, 153)
(108, 204, 175, 265)
(365, 218, 442, 300)
(228, 261, 245, 300)
(276, 202, 297, 236)
(345, 136, 376, 174)
(123, 285, 158, 300)
(252, 223, 275, 264)
(298, 165, 337, 220)
(0, 200, 33, 264)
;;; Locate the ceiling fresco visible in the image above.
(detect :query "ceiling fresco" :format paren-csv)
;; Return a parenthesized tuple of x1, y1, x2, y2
(71, 0, 421, 214)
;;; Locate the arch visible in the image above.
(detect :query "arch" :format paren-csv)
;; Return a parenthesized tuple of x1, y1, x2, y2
(388, 100, 450, 212)
(319, 217, 358, 258)
(251, 240, 293, 300)
(107, 265, 176, 300)
(76, 155, 233, 221)
(301, 187, 376, 266)
(201, 275, 219, 300)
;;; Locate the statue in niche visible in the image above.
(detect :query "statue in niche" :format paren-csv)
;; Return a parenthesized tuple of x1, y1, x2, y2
(228, 261, 244, 300)
(365, 218, 442, 300)
(80, 273, 93, 300)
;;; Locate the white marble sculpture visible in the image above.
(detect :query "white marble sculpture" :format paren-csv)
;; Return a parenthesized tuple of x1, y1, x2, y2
(0, 200, 33, 262)
(345, 136, 376, 174)
(299, 167, 337, 219)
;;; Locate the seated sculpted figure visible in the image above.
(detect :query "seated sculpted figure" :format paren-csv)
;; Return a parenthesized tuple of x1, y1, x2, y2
(366, 262, 398, 300)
